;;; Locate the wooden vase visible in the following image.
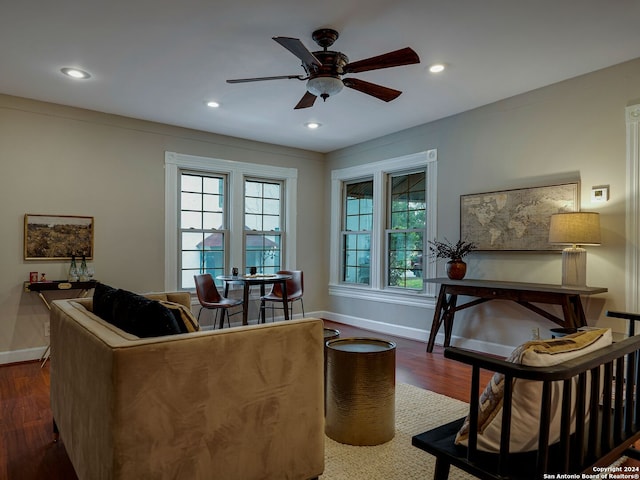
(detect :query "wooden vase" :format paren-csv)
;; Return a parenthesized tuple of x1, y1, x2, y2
(446, 259, 467, 280)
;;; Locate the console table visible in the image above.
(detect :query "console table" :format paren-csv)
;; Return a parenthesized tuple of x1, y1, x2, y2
(24, 280, 97, 308)
(424, 278, 607, 353)
(25, 280, 97, 366)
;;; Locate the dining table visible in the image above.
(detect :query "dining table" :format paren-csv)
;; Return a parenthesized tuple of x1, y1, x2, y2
(217, 273, 292, 325)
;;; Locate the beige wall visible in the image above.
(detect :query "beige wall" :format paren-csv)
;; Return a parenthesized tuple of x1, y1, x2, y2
(3, 56, 639, 362)
(324, 58, 640, 353)
(0, 95, 325, 363)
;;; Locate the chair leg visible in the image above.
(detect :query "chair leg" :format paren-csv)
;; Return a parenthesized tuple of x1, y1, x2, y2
(218, 309, 225, 329)
(53, 419, 59, 443)
(300, 298, 305, 318)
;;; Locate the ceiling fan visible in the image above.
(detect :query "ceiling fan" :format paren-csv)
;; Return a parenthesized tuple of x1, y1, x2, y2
(226, 28, 420, 109)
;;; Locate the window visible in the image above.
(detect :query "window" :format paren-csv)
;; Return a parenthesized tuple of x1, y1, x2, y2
(342, 180, 373, 285)
(387, 171, 426, 290)
(179, 172, 226, 289)
(244, 179, 283, 275)
(164, 152, 298, 292)
(329, 150, 437, 300)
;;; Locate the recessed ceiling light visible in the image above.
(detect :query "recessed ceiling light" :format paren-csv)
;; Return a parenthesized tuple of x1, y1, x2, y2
(305, 122, 321, 129)
(60, 67, 91, 79)
(429, 64, 445, 73)
(206, 100, 220, 108)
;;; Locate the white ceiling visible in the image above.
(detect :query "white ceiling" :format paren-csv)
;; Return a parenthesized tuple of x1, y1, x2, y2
(1, 1, 639, 153)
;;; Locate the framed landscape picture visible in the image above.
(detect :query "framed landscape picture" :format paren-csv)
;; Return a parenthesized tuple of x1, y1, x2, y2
(24, 214, 94, 260)
(460, 182, 579, 251)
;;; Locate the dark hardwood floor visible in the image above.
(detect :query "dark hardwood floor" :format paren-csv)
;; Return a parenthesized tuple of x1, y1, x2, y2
(1, 319, 485, 480)
(323, 320, 492, 401)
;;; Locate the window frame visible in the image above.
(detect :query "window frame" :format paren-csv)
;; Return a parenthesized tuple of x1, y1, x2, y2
(329, 150, 438, 302)
(385, 169, 427, 291)
(165, 151, 298, 291)
(341, 177, 374, 285)
(178, 170, 229, 289)
(243, 177, 285, 275)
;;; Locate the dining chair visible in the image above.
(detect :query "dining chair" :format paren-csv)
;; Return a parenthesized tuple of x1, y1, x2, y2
(260, 270, 304, 322)
(193, 274, 243, 329)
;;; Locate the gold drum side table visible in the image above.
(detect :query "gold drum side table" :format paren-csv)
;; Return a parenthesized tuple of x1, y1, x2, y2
(325, 337, 396, 445)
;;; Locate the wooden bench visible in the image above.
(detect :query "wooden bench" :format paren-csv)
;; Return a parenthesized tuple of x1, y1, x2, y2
(412, 333, 640, 480)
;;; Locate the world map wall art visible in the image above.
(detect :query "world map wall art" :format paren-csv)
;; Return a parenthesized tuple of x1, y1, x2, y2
(460, 182, 579, 251)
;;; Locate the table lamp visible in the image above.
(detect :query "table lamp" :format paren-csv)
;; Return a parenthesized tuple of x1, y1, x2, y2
(548, 212, 601, 287)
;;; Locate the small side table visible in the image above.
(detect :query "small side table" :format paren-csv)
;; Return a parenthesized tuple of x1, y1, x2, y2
(25, 280, 97, 366)
(325, 337, 396, 446)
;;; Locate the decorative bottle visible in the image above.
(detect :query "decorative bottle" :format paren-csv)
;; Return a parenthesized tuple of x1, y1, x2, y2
(78, 255, 89, 282)
(68, 255, 78, 282)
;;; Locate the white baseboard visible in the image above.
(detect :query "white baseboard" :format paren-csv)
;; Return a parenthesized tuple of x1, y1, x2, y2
(0, 346, 47, 365)
(317, 310, 515, 358)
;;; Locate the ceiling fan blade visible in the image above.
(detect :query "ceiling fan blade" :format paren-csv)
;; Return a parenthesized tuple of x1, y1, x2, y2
(273, 36, 322, 69)
(226, 75, 305, 84)
(294, 91, 317, 109)
(342, 78, 402, 102)
(343, 47, 420, 74)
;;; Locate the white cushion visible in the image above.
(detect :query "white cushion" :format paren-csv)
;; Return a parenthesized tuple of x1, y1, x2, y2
(455, 328, 612, 452)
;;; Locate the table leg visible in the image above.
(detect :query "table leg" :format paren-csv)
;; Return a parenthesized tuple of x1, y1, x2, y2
(427, 287, 459, 353)
(442, 295, 458, 348)
(38, 292, 52, 310)
(243, 282, 250, 325)
(36, 292, 53, 366)
(427, 285, 447, 353)
(563, 295, 587, 328)
(282, 280, 289, 320)
(259, 284, 266, 323)
(40, 345, 51, 368)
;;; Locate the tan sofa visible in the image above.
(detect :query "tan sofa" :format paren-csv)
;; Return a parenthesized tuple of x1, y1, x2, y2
(50, 293, 325, 480)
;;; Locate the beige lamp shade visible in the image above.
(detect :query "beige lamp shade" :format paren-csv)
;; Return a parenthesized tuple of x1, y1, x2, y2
(548, 211, 600, 287)
(548, 212, 601, 246)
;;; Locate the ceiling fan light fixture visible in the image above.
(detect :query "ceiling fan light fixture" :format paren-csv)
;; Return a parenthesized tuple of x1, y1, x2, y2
(304, 122, 321, 129)
(429, 63, 445, 73)
(206, 100, 220, 108)
(226, 30, 420, 109)
(306, 76, 343, 101)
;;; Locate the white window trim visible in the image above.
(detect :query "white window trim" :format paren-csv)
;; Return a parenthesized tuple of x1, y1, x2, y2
(341, 178, 374, 286)
(164, 151, 298, 291)
(626, 104, 640, 311)
(329, 150, 438, 303)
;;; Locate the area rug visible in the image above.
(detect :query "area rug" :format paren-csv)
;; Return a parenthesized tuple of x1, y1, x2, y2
(321, 383, 474, 479)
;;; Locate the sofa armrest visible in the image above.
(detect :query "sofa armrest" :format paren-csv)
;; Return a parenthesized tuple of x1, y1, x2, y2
(143, 291, 192, 308)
